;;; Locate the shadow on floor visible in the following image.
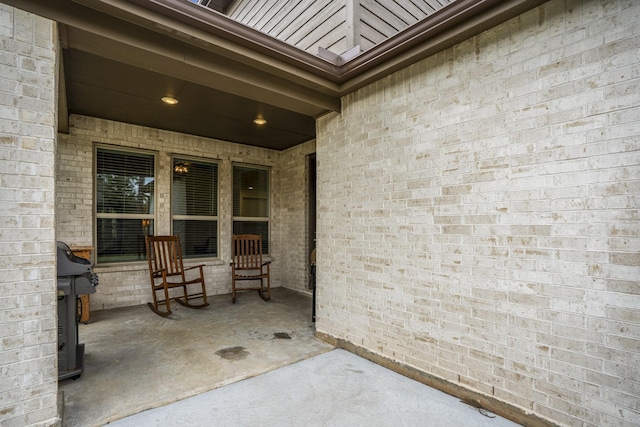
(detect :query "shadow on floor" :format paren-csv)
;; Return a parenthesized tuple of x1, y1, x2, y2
(59, 288, 332, 427)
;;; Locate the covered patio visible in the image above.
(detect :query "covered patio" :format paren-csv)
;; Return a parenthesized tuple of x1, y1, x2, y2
(2, 1, 638, 426)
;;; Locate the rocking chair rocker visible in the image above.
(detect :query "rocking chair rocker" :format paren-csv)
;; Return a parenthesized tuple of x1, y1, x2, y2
(145, 235, 209, 316)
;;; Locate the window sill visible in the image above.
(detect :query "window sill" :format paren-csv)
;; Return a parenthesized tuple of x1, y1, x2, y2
(94, 257, 225, 272)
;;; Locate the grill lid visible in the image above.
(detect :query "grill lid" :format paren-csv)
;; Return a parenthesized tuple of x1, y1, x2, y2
(57, 241, 92, 277)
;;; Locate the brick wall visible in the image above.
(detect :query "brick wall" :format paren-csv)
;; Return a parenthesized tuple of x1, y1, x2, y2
(0, 5, 59, 427)
(276, 140, 316, 294)
(315, 0, 640, 425)
(56, 115, 313, 310)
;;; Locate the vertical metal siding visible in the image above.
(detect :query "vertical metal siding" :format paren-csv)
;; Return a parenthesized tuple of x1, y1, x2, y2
(225, 0, 455, 55)
(358, 0, 454, 48)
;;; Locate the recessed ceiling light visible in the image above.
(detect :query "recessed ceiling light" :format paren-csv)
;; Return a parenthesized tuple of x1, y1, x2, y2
(161, 96, 178, 105)
(253, 117, 267, 125)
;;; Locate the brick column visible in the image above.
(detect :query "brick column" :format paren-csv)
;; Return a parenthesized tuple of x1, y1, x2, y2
(0, 5, 59, 426)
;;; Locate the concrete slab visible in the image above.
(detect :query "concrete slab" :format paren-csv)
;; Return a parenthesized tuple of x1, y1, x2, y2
(110, 349, 521, 427)
(59, 288, 333, 426)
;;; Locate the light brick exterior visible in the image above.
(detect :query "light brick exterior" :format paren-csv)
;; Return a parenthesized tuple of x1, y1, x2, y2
(3, 0, 639, 426)
(315, 1, 640, 426)
(277, 141, 317, 294)
(0, 5, 59, 427)
(55, 115, 315, 310)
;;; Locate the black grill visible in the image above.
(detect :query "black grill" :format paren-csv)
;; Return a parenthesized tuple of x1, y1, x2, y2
(57, 241, 98, 381)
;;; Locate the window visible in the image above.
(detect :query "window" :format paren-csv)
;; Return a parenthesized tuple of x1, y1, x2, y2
(96, 147, 155, 263)
(172, 158, 218, 258)
(232, 165, 269, 253)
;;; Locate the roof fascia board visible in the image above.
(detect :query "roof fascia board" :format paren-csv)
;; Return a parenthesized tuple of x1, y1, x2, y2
(114, 0, 341, 81)
(115, 0, 548, 88)
(340, 0, 507, 80)
(339, 0, 550, 93)
(72, 0, 343, 95)
(4, 0, 341, 113)
(4, 0, 341, 95)
(6, 0, 549, 101)
(65, 25, 339, 115)
(116, 0, 549, 91)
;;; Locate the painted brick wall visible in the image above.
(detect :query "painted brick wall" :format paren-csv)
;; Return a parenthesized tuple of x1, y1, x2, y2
(0, 5, 59, 427)
(316, 0, 640, 426)
(56, 115, 313, 310)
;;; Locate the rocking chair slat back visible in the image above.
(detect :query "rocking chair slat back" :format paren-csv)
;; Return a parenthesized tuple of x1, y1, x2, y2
(233, 234, 263, 270)
(148, 235, 184, 278)
(230, 234, 271, 303)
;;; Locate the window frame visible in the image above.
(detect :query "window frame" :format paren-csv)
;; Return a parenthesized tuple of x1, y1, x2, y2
(94, 144, 157, 264)
(171, 155, 220, 259)
(232, 163, 271, 255)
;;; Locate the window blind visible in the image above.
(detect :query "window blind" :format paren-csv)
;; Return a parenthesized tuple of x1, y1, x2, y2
(173, 158, 218, 258)
(96, 148, 155, 263)
(232, 165, 269, 253)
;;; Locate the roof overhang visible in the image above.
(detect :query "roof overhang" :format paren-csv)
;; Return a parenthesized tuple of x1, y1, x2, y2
(2, 0, 548, 149)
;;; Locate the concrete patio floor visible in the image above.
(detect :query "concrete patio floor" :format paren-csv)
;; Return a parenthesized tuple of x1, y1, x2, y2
(59, 287, 520, 426)
(109, 348, 521, 427)
(59, 287, 333, 426)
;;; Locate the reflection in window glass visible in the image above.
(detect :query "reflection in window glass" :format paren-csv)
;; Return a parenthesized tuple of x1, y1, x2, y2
(173, 158, 218, 258)
(232, 166, 269, 253)
(96, 148, 154, 263)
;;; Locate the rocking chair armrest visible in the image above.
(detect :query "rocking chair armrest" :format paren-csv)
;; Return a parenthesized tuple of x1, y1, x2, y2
(184, 264, 205, 272)
(152, 268, 168, 278)
(229, 260, 271, 267)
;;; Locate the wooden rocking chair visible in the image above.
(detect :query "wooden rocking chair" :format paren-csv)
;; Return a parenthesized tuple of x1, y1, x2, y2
(230, 234, 271, 303)
(145, 235, 209, 317)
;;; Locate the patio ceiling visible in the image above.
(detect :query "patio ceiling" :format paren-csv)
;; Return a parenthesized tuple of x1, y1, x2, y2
(61, 48, 318, 150)
(6, 0, 547, 150)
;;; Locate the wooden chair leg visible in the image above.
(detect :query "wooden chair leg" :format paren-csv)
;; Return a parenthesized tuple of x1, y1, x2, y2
(148, 283, 173, 317)
(232, 280, 237, 304)
(164, 284, 172, 314)
(262, 268, 271, 301)
(258, 277, 270, 301)
(181, 284, 189, 306)
(148, 302, 171, 317)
